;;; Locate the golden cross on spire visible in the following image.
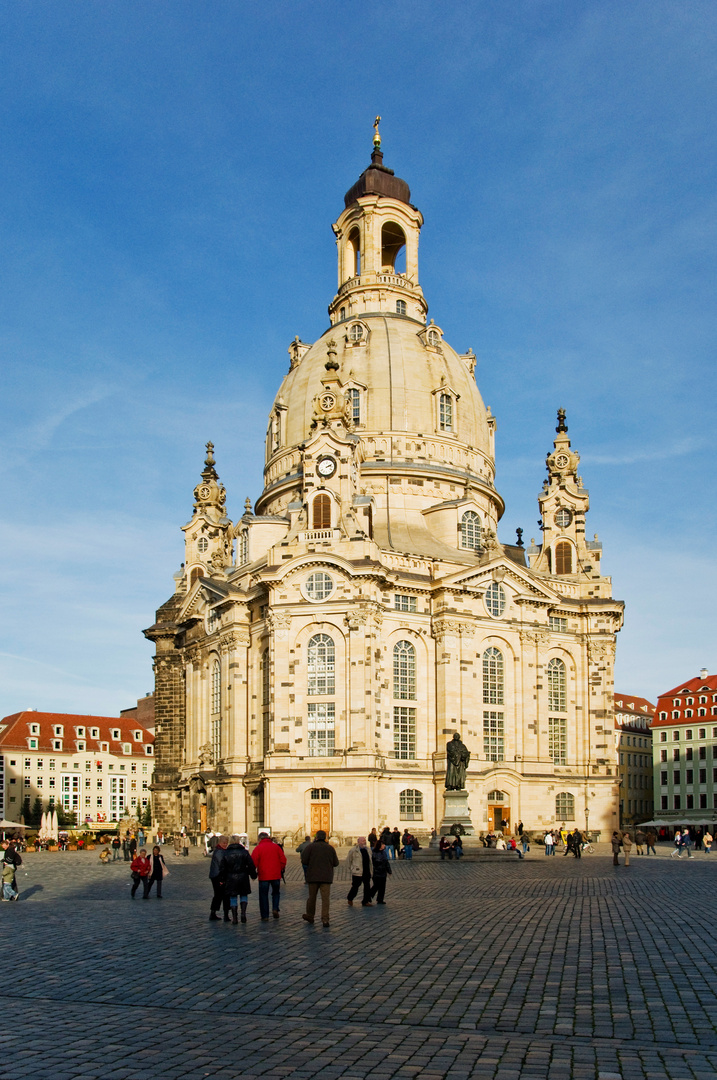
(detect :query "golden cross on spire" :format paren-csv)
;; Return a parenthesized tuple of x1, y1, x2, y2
(373, 115, 381, 148)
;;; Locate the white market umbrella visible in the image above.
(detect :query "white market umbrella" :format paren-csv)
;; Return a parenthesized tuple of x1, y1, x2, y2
(51, 809, 59, 840)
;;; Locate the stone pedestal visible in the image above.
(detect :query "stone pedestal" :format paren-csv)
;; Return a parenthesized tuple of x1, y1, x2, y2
(439, 788, 475, 836)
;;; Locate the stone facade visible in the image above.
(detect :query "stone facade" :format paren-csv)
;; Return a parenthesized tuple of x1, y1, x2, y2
(145, 134, 624, 844)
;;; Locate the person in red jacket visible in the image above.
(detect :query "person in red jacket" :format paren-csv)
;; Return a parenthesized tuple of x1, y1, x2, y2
(251, 832, 287, 921)
(130, 848, 150, 898)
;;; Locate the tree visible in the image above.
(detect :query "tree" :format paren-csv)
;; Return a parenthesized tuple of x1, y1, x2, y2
(30, 797, 43, 829)
(140, 801, 152, 828)
(21, 796, 31, 825)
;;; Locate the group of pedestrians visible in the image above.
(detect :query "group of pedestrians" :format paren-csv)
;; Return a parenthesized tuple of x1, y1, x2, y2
(366, 826, 419, 860)
(129, 846, 168, 897)
(208, 831, 288, 924)
(345, 835, 392, 907)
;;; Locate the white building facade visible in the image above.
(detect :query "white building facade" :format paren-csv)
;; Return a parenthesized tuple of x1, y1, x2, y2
(146, 135, 624, 843)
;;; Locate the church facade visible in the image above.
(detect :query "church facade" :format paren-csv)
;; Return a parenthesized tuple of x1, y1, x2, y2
(145, 132, 624, 843)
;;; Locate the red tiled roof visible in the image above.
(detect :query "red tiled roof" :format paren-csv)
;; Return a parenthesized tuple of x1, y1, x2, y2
(653, 674, 717, 727)
(0, 711, 154, 753)
(614, 694, 655, 715)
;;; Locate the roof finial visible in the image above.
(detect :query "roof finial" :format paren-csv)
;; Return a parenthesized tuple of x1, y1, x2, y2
(201, 441, 218, 482)
(373, 115, 381, 150)
(556, 408, 568, 434)
(516, 527, 524, 549)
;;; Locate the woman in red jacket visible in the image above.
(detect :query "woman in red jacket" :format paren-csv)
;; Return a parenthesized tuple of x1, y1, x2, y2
(130, 848, 150, 898)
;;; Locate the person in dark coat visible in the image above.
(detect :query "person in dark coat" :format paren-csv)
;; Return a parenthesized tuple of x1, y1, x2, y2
(208, 834, 229, 921)
(222, 835, 257, 924)
(391, 827, 402, 859)
(143, 846, 167, 898)
(301, 830, 339, 927)
(369, 839, 392, 904)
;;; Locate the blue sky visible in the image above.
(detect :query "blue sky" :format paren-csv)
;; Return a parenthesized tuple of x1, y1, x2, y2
(0, 2, 714, 714)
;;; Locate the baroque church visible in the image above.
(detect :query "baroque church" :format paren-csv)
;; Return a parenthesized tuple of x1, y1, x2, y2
(145, 129, 624, 843)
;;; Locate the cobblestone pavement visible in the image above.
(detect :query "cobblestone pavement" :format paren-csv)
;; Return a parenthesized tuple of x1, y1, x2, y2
(2, 844, 717, 1079)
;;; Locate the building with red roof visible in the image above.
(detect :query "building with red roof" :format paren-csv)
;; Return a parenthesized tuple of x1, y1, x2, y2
(613, 694, 654, 826)
(0, 711, 154, 826)
(652, 670, 717, 828)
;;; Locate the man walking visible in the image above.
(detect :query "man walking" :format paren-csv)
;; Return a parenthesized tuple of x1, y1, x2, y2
(346, 836, 372, 906)
(301, 829, 338, 927)
(645, 828, 657, 855)
(252, 831, 287, 921)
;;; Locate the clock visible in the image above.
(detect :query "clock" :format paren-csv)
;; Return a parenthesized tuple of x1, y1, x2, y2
(320, 393, 336, 411)
(198, 485, 211, 499)
(317, 456, 337, 478)
(554, 454, 570, 470)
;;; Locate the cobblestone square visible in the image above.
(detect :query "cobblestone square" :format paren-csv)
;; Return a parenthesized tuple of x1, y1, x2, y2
(2, 845, 716, 1079)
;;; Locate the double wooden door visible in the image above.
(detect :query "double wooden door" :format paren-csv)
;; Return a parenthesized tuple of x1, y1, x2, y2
(310, 802, 330, 834)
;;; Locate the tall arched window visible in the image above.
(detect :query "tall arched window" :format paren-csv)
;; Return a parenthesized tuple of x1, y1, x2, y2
(348, 227, 361, 277)
(239, 530, 248, 565)
(307, 634, 335, 696)
(439, 392, 453, 431)
(461, 510, 482, 551)
(394, 640, 416, 700)
(399, 789, 423, 820)
(210, 659, 222, 763)
(312, 493, 331, 530)
(483, 647, 504, 705)
(261, 648, 270, 755)
(555, 541, 572, 575)
(556, 792, 575, 820)
(548, 658, 567, 711)
(381, 221, 406, 273)
(393, 640, 417, 760)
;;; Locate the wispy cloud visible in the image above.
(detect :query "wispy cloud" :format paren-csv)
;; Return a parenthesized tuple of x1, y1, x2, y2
(583, 437, 706, 467)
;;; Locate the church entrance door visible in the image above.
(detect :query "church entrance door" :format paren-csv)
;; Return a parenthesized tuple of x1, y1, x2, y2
(489, 805, 510, 833)
(311, 803, 330, 835)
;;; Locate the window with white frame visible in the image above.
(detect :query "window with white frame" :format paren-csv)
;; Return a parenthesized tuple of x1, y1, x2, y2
(482, 647, 504, 705)
(439, 392, 453, 431)
(396, 299, 407, 315)
(394, 707, 416, 760)
(547, 658, 567, 711)
(307, 634, 335, 696)
(483, 711, 504, 761)
(549, 716, 567, 765)
(555, 792, 575, 820)
(308, 703, 335, 757)
(211, 659, 222, 763)
(346, 387, 361, 425)
(394, 594, 417, 612)
(460, 510, 481, 551)
(484, 582, 506, 618)
(399, 788, 423, 820)
(549, 616, 567, 632)
(239, 530, 248, 564)
(393, 641, 416, 700)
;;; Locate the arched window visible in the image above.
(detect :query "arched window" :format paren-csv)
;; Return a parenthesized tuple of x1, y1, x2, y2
(486, 789, 504, 802)
(239, 530, 248, 565)
(439, 392, 453, 431)
(396, 299, 407, 315)
(348, 227, 361, 277)
(190, 567, 204, 586)
(461, 510, 482, 551)
(483, 647, 504, 705)
(393, 640, 416, 700)
(307, 634, 335, 696)
(347, 387, 361, 425)
(399, 789, 423, 820)
(555, 541, 572, 575)
(548, 658, 567, 711)
(312, 493, 331, 530)
(261, 648, 270, 755)
(555, 792, 575, 821)
(210, 659, 222, 763)
(381, 221, 406, 273)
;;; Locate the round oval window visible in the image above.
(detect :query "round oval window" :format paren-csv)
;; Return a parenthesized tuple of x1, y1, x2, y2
(197, 537, 209, 553)
(305, 572, 334, 601)
(485, 582, 506, 618)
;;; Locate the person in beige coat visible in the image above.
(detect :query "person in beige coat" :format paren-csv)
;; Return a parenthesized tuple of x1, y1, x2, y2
(622, 832, 633, 866)
(346, 837, 372, 907)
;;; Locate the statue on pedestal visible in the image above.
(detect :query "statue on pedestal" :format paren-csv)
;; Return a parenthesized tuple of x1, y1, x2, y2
(445, 732, 470, 791)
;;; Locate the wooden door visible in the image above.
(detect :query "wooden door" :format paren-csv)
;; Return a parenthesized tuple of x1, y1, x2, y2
(489, 805, 510, 832)
(310, 803, 330, 835)
(200, 805, 207, 832)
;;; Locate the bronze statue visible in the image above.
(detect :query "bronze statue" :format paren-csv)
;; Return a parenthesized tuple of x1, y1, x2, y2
(445, 732, 470, 790)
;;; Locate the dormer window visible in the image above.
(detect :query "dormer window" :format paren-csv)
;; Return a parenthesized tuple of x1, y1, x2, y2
(100, 742, 109, 753)
(76, 727, 86, 737)
(28, 738, 38, 750)
(134, 731, 143, 743)
(76, 741, 85, 751)
(349, 323, 363, 343)
(111, 729, 121, 741)
(460, 511, 482, 551)
(53, 725, 64, 737)
(347, 387, 361, 425)
(30, 723, 39, 735)
(439, 393, 453, 432)
(53, 739, 62, 751)
(427, 328, 441, 346)
(145, 745, 153, 755)
(90, 727, 99, 739)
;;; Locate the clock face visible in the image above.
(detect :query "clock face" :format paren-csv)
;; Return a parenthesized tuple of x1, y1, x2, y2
(554, 454, 570, 470)
(320, 393, 336, 411)
(317, 456, 337, 478)
(198, 485, 211, 499)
